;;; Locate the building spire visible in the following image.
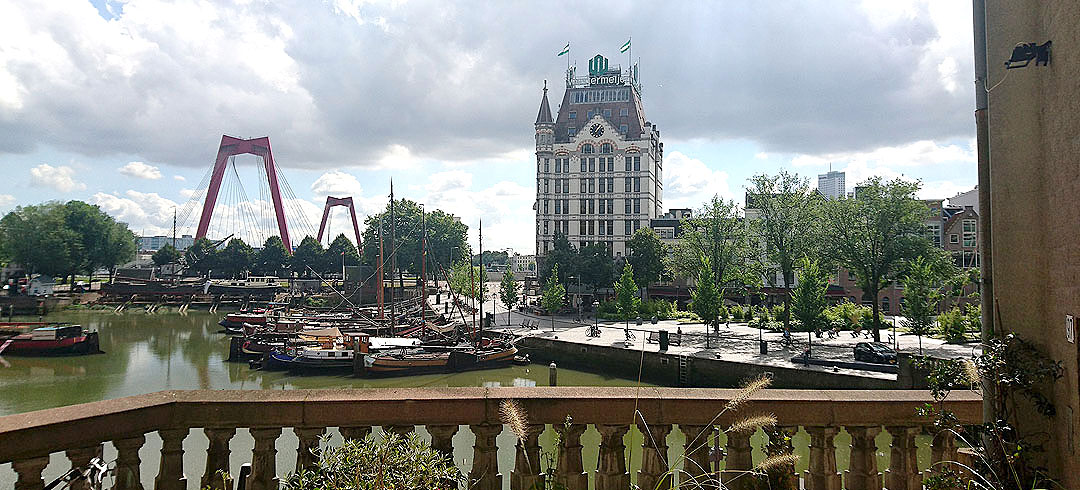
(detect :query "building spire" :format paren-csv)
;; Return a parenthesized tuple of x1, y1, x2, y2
(535, 80, 553, 125)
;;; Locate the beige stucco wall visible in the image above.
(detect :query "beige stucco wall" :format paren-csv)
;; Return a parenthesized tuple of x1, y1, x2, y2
(986, 0, 1080, 483)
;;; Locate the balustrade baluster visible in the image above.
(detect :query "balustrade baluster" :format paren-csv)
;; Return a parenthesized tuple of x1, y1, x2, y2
(636, 422, 672, 490)
(724, 428, 752, 490)
(112, 434, 145, 490)
(886, 426, 921, 490)
(595, 424, 630, 490)
(844, 426, 882, 490)
(66, 445, 103, 490)
(679, 425, 713, 489)
(248, 427, 282, 490)
(12, 455, 49, 490)
(200, 427, 235, 490)
(469, 424, 503, 490)
(555, 423, 588, 490)
(154, 429, 189, 490)
(510, 424, 544, 490)
(339, 426, 372, 442)
(930, 429, 958, 466)
(295, 427, 326, 472)
(804, 426, 841, 490)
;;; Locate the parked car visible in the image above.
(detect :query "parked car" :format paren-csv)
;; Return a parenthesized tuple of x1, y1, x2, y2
(853, 342, 897, 364)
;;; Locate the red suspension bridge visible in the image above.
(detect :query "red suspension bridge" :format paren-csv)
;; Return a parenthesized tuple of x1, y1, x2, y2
(174, 135, 361, 251)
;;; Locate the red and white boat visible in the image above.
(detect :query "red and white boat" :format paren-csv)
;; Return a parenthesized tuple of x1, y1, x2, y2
(0, 323, 102, 356)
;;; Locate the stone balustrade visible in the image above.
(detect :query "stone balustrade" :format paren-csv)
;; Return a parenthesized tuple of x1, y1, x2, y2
(0, 388, 981, 490)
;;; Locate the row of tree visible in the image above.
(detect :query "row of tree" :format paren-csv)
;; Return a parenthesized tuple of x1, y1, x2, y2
(0, 201, 137, 282)
(540, 171, 961, 343)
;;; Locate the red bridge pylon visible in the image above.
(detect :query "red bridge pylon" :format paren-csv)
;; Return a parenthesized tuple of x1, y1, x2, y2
(317, 196, 362, 248)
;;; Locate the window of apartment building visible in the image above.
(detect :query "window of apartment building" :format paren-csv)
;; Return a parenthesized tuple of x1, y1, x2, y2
(608, 220, 614, 237)
(568, 127, 575, 137)
(555, 200, 561, 214)
(606, 199, 613, 214)
(588, 220, 594, 235)
(563, 179, 569, 193)
(588, 179, 595, 193)
(579, 221, 587, 235)
(598, 220, 606, 235)
(620, 108, 628, 117)
(588, 158, 595, 172)
(544, 159, 549, 172)
(633, 199, 640, 214)
(634, 156, 641, 171)
(579, 180, 586, 193)
(569, 111, 576, 119)
(583, 144, 594, 154)
(580, 158, 587, 172)
(607, 157, 615, 171)
(634, 220, 642, 232)
(588, 199, 595, 214)
(962, 219, 977, 247)
(607, 178, 614, 193)
(544, 179, 549, 193)
(554, 159, 561, 173)
(537, 179, 541, 192)
(564, 158, 571, 173)
(625, 177, 632, 192)
(950, 234, 959, 244)
(624, 199, 631, 214)
(543, 199, 549, 214)
(579, 199, 586, 214)
(586, 110, 593, 119)
(633, 177, 640, 192)
(624, 220, 632, 235)
(620, 124, 628, 134)
(598, 200, 605, 215)
(926, 223, 942, 247)
(624, 156, 632, 171)
(601, 143, 612, 154)
(603, 109, 611, 118)
(543, 221, 549, 235)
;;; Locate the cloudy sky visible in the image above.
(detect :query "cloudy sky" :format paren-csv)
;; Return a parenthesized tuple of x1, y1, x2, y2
(0, 0, 977, 253)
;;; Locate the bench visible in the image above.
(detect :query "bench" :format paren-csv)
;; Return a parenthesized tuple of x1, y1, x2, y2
(646, 331, 680, 346)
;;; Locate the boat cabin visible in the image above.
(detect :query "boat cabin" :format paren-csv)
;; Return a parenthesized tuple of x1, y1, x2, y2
(30, 325, 82, 341)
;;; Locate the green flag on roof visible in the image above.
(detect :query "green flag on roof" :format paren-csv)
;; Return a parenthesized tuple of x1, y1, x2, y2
(620, 38, 631, 53)
(557, 42, 570, 57)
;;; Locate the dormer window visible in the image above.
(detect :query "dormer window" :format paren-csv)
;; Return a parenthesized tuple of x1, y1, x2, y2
(582, 144, 594, 154)
(600, 143, 613, 154)
(569, 111, 576, 120)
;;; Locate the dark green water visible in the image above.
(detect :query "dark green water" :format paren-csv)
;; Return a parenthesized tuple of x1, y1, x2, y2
(0, 310, 645, 416)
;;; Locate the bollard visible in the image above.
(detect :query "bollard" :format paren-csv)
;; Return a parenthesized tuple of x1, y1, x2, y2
(759, 340, 768, 355)
(549, 362, 557, 386)
(658, 329, 669, 351)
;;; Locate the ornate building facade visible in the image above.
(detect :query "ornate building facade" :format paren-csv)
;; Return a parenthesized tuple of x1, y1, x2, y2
(534, 54, 664, 257)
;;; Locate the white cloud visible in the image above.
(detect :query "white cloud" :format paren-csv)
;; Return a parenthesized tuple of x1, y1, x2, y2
(173, 175, 186, 181)
(792, 139, 975, 170)
(311, 170, 364, 198)
(0, 194, 14, 208)
(663, 151, 734, 209)
(91, 190, 178, 235)
(118, 161, 162, 180)
(29, 164, 85, 192)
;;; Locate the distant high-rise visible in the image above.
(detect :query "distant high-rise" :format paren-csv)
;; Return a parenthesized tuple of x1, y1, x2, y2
(817, 170, 845, 199)
(534, 53, 663, 257)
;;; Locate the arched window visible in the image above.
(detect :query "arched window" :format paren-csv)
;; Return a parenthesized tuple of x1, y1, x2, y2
(600, 143, 613, 154)
(582, 144, 594, 154)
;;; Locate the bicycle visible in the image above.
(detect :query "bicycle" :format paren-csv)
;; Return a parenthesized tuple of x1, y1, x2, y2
(44, 457, 109, 490)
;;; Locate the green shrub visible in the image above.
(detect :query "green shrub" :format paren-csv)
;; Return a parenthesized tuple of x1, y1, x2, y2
(597, 300, 618, 316)
(771, 304, 789, 323)
(718, 305, 729, 322)
(730, 305, 744, 321)
(671, 309, 700, 321)
(937, 306, 969, 342)
(638, 299, 675, 320)
(824, 302, 868, 330)
(281, 433, 463, 490)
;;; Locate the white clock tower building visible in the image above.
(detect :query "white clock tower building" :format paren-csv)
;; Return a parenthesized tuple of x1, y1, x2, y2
(534, 53, 664, 258)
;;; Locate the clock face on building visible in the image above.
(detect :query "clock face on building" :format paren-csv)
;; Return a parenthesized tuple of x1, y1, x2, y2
(589, 123, 604, 138)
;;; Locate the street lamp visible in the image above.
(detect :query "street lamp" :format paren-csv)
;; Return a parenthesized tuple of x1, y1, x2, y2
(593, 300, 600, 337)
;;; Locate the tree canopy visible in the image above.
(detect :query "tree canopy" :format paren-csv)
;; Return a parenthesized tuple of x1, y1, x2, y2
(627, 228, 665, 287)
(791, 257, 829, 333)
(0, 201, 136, 280)
(359, 198, 468, 276)
(690, 256, 722, 331)
(498, 269, 520, 325)
(613, 262, 640, 321)
(665, 195, 751, 290)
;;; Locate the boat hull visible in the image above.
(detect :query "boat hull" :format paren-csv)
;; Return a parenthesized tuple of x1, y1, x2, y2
(362, 346, 517, 377)
(0, 332, 102, 356)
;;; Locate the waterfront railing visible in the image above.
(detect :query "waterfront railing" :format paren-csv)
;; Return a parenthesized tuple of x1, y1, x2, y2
(0, 387, 981, 490)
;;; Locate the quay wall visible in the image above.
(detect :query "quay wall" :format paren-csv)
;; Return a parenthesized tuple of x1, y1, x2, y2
(521, 336, 899, 389)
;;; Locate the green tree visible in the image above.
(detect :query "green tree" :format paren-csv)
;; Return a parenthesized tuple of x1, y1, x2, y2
(217, 238, 255, 278)
(665, 195, 750, 293)
(627, 228, 665, 289)
(449, 260, 486, 301)
(323, 233, 361, 274)
(578, 243, 614, 295)
(691, 256, 721, 336)
(498, 269, 520, 325)
(291, 236, 324, 277)
(538, 233, 577, 288)
(255, 236, 290, 277)
(747, 171, 825, 333)
(359, 199, 468, 276)
(613, 263, 640, 329)
(100, 220, 137, 282)
(824, 177, 934, 341)
(0, 203, 79, 279)
(184, 237, 218, 277)
(791, 257, 829, 334)
(902, 255, 946, 354)
(152, 244, 182, 267)
(541, 263, 566, 331)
